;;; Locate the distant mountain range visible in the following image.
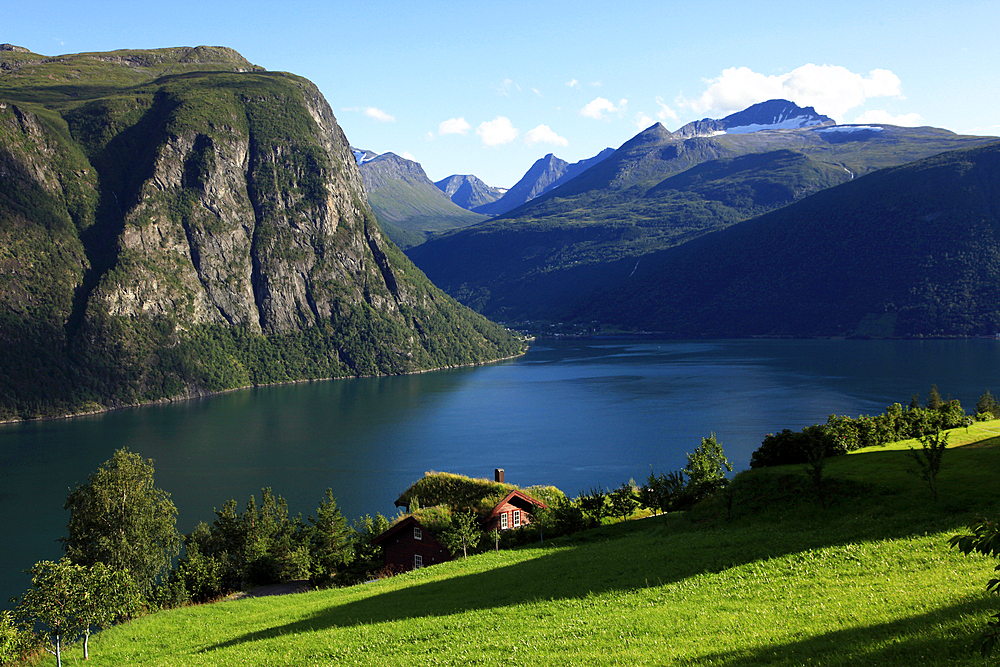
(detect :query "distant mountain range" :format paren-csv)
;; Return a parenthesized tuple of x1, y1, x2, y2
(404, 100, 1000, 335)
(434, 174, 506, 210)
(353, 151, 487, 249)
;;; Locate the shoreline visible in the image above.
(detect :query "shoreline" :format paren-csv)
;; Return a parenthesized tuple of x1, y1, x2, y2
(0, 348, 530, 426)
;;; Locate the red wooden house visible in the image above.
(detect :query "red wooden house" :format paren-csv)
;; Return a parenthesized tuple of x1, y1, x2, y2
(375, 470, 550, 573)
(372, 515, 451, 572)
(481, 489, 547, 533)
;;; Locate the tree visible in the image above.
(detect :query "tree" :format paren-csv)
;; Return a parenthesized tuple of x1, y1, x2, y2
(683, 433, 733, 503)
(74, 562, 143, 660)
(909, 427, 948, 501)
(609, 482, 640, 527)
(927, 384, 943, 410)
(62, 449, 180, 599)
(950, 517, 1000, 656)
(440, 510, 481, 560)
(639, 469, 685, 516)
(307, 489, 351, 586)
(0, 609, 37, 666)
(977, 390, 1000, 420)
(16, 559, 81, 667)
(578, 487, 609, 529)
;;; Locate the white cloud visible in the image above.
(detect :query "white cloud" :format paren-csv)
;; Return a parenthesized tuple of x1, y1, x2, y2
(683, 64, 905, 122)
(495, 78, 521, 96)
(580, 97, 627, 120)
(655, 96, 679, 122)
(524, 124, 569, 147)
(853, 109, 923, 126)
(402, 151, 417, 162)
(477, 116, 519, 147)
(439, 117, 471, 136)
(363, 106, 395, 122)
(566, 78, 579, 88)
(634, 112, 655, 128)
(532, 87, 542, 97)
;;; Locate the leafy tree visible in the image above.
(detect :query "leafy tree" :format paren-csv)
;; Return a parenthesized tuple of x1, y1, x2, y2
(15, 558, 140, 666)
(639, 469, 685, 515)
(73, 562, 143, 660)
(609, 482, 640, 527)
(62, 448, 180, 600)
(16, 559, 80, 667)
(927, 384, 943, 410)
(977, 390, 1000, 420)
(683, 433, 733, 503)
(908, 427, 948, 501)
(440, 510, 481, 560)
(950, 517, 1000, 656)
(0, 609, 37, 666)
(578, 487, 610, 529)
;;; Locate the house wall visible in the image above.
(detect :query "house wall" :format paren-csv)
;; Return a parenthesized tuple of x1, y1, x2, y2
(381, 528, 451, 572)
(483, 500, 532, 533)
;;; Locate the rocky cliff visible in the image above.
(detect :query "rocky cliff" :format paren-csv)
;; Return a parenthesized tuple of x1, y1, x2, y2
(0, 46, 522, 419)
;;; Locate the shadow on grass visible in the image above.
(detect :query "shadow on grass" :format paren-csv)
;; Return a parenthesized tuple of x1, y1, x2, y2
(202, 445, 1000, 655)
(696, 597, 993, 666)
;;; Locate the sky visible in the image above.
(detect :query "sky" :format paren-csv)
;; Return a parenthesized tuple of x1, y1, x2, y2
(6, 0, 1000, 188)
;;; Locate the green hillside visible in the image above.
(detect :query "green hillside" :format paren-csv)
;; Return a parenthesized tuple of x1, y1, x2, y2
(32, 422, 1000, 665)
(578, 140, 1000, 338)
(0, 47, 523, 420)
(407, 122, 999, 325)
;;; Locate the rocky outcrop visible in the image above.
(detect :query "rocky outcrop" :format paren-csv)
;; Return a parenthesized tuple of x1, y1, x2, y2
(0, 47, 522, 419)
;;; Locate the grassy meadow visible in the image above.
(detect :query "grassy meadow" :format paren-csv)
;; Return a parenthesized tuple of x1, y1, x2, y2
(42, 422, 1000, 666)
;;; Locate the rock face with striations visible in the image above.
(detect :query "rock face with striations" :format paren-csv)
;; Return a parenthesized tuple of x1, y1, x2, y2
(0, 46, 522, 420)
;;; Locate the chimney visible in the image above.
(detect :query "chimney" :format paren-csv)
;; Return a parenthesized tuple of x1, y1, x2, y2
(494, 468, 504, 483)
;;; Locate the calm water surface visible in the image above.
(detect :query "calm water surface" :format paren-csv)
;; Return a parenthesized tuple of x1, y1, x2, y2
(2, 337, 998, 604)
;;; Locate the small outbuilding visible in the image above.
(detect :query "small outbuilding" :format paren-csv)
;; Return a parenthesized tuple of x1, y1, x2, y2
(372, 515, 451, 572)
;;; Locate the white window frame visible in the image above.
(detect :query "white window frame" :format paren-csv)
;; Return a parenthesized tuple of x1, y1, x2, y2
(414, 554, 423, 569)
(500, 512, 508, 530)
(413, 526, 422, 540)
(513, 509, 521, 527)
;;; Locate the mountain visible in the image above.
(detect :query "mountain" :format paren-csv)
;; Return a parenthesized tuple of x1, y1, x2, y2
(357, 151, 487, 248)
(672, 99, 834, 138)
(406, 101, 999, 323)
(435, 174, 506, 210)
(472, 148, 615, 217)
(575, 140, 1000, 338)
(0, 46, 523, 420)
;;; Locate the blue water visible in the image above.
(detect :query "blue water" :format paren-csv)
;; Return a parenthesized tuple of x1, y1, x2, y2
(2, 337, 998, 605)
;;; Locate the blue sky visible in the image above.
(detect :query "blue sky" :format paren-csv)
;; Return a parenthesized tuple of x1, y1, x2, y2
(7, 0, 999, 187)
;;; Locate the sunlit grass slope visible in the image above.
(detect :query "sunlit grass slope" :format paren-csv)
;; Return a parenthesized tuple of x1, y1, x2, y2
(66, 423, 1000, 666)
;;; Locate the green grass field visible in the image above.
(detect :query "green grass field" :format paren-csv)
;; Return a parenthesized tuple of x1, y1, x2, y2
(45, 422, 1000, 666)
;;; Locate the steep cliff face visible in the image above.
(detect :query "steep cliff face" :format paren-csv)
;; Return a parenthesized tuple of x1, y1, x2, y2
(0, 47, 522, 419)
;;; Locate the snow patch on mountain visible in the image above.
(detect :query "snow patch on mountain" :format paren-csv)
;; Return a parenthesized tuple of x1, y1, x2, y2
(724, 114, 831, 135)
(816, 125, 884, 133)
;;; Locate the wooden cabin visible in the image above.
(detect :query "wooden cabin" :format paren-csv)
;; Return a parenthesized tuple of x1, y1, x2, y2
(372, 515, 451, 572)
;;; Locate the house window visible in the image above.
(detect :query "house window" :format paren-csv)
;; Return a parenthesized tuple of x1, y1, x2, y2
(414, 554, 423, 569)
(513, 510, 521, 527)
(414, 526, 422, 540)
(500, 512, 508, 530)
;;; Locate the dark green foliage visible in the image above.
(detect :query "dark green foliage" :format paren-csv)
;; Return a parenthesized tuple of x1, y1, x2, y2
(439, 510, 482, 560)
(908, 428, 949, 502)
(681, 433, 733, 505)
(609, 483, 640, 526)
(577, 487, 610, 528)
(977, 390, 1000, 420)
(639, 469, 686, 515)
(62, 449, 180, 600)
(950, 517, 1000, 657)
(751, 424, 836, 468)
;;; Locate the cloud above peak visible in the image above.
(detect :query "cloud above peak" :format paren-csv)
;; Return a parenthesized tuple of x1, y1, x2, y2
(580, 97, 628, 120)
(439, 117, 471, 136)
(683, 64, 905, 122)
(477, 116, 519, 147)
(524, 124, 568, 147)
